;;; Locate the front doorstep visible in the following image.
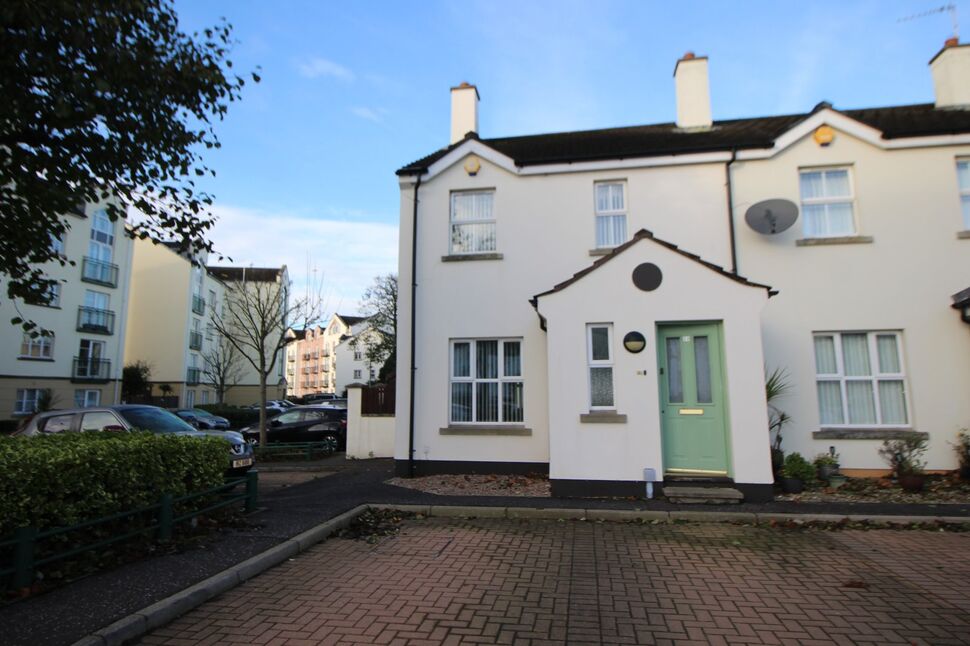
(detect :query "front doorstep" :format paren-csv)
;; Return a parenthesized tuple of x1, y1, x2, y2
(551, 479, 774, 503)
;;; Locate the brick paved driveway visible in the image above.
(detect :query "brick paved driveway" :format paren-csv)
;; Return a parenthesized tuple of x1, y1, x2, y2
(139, 518, 970, 645)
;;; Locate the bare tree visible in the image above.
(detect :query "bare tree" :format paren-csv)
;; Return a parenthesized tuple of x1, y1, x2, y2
(202, 333, 244, 404)
(212, 271, 323, 446)
(355, 273, 397, 382)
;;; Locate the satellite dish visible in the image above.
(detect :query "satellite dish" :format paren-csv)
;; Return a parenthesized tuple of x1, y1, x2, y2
(744, 199, 799, 235)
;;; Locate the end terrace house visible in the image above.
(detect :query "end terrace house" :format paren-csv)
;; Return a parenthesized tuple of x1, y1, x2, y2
(394, 42, 970, 500)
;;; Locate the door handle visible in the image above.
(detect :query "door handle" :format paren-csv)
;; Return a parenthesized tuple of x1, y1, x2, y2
(678, 408, 703, 415)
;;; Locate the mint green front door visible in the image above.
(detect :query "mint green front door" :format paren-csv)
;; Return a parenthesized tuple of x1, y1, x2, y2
(657, 323, 729, 476)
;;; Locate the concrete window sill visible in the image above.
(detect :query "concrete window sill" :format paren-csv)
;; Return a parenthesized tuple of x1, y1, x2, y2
(957, 230, 970, 239)
(441, 253, 504, 262)
(580, 411, 628, 424)
(17, 357, 55, 362)
(439, 425, 532, 436)
(795, 236, 873, 247)
(588, 248, 615, 257)
(813, 428, 928, 441)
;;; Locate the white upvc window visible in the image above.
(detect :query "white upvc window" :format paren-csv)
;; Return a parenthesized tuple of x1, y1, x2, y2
(74, 389, 101, 408)
(586, 324, 615, 409)
(957, 159, 970, 230)
(799, 168, 856, 238)
(449, 339, 523, 424)
(15, 389, 46, 415)
(594, 182, 627, 248)
(353, 369, 362, 380)
(20, 333, 54, 359)
(813, 331, 910, 427)
(47, 283, 61, 307)
(50, 232, 65, 256)
(450, 191, 496, 254)
(89, 210, 114, 262)
(201, 390, 209, 405)
(186, 390, 196, 408)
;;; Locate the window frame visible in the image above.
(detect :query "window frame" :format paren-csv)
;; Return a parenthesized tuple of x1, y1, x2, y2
(586, 323, 615, 410)
(20, 333, 54, 360)
(449, 190, 496, 256)
(14, 388, 46, 415)
(593, 181, 628, 249)
(957, 158, 970, 230)
(799, 167, 858, 238)
(74, 389, 101, 408)
(812, 331, 911, 428)
(449, 338, 524, 425)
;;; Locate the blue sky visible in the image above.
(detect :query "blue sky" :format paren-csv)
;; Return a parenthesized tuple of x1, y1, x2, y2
(174, 0, 966, 314)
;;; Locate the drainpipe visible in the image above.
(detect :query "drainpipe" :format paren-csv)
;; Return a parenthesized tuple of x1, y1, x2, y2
(725, 148, 738, 274)
(407, 174, 422, 478)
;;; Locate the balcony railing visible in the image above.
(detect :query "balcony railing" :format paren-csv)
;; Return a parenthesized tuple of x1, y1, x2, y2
(189, 331, 203, 350)
(72, 358, 111, 383)
(191, 295, 205, 315)
(81, 257, 119, 288)
(76, 307, 115, 335)
(186, 367, 201, 385)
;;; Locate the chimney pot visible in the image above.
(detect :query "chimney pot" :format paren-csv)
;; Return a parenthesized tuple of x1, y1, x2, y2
(945, 37, 959, 48)
(683, 51, 695, 60)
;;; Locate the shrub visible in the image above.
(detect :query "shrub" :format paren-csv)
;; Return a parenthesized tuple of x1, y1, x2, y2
(954, 429, 970, 470)
(813, 451, 840, 467)
(0, 432, 228, 536)
(782, 452, 815, 482)
(878, 437, 927, 477)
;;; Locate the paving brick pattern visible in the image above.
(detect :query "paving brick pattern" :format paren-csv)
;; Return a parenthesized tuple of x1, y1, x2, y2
(139, 519, 970, 645)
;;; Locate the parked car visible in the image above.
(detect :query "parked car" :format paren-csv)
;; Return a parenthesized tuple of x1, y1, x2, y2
(240, 406, 346, 448)
(15, 405, 254, 475)
(173, 408, 231, 430)
(304, 393, 338, 403)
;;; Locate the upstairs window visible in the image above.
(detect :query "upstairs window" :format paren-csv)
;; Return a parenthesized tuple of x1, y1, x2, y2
(594, 182, 627, 248)
(20, 333, 54, 359)
(799, 168, 855, 238)
(450, 191, 495, 254)
(89, 210, 114, 263)
(958, 160, 970, 230)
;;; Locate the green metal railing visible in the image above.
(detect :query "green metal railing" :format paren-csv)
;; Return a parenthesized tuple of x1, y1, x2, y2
(0, 471, 257, 591)
(253, 440, 338, 460)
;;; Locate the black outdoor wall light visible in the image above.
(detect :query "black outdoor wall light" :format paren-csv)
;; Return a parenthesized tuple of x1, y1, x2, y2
(952, 287, 970, 325)
(623, 331, 646, 353)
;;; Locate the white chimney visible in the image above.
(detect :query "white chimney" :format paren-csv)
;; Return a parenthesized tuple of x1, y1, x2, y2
(931, 38, 970, 109)
(674, 52, 712, 129)
(450, 82, 480, 144)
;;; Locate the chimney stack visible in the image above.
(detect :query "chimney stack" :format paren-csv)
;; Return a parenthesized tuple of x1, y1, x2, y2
(674, 52, 712, 129)
(450, 82, 480, 144)
(930, 38, 970, 109)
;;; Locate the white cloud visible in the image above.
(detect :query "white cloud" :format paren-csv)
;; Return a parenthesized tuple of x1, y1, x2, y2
(207, 204, 398, 319)
(297, 57, 355, 81)
(350, 106, 388, 123)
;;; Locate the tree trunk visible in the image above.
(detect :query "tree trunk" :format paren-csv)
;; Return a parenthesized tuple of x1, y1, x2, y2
(259, 373, 268, 447)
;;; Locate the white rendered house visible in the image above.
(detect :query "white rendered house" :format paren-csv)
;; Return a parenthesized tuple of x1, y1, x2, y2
(394, 42, 970, 500)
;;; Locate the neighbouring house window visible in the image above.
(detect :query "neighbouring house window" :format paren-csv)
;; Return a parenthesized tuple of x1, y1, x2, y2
(958, 160, 970, 229)
(78, 339, 106, 378)
(353, 348, 363, 361)
(20, 333, 54, 359)
(50, 232, 65, 256)
(813, 332, 909, 426)
(594, 182, 627, 248)
(14, 388, 46, 415)
(186, 390, 196, 408)
(89, 210, 114, 262)
(450, 191, 495, 254)
(799, 168, 856, 238)
(201, 390, 209, 405)
(47, 283, 61, 307)
(450, 339, 523, 423)
(587, 324, 615, 409)
(74, 389, 100, 408)
(353, 369, 362, 380)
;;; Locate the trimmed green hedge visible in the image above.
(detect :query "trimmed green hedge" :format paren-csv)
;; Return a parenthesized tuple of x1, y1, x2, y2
(195, 404, 259, 429)
(0, 432, 228, 536)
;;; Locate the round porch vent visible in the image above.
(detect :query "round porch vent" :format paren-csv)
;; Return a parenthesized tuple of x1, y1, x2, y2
(632, 263, 662, 291)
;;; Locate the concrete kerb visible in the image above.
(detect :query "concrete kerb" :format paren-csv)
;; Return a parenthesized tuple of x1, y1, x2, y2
(72, 502, 970, 646)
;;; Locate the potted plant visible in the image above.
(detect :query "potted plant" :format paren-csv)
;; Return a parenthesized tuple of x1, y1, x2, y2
(827, 473, 848, 489)
(765, 367, 792, 480)
(781, 452, 814, 494)
(954, 429, 970, 482)
(814, 450, 840, 481)
(878, 437, 928, 493)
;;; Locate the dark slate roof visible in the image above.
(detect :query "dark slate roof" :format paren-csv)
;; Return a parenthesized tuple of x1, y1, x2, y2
(288, 328, 307, 341)
(531, 229, 776, 307)
(206, 266, 284, 282)
(397, 103, 970, 175)
(336, 314, 369, 327)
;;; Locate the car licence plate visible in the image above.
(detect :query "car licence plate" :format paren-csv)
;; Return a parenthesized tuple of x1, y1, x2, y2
(232, 457, 253, 468)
